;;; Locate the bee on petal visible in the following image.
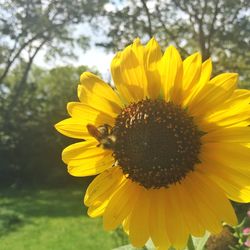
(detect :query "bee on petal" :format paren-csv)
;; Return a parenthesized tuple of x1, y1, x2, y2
(87, 124, 117, 150)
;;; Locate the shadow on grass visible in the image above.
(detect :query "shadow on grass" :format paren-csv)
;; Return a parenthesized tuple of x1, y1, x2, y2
(0, 187, 88, 218)
(0, 186, 89, 236)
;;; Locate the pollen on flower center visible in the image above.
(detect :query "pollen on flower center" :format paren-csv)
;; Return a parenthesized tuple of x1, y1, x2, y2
(113, 99, 203, 189)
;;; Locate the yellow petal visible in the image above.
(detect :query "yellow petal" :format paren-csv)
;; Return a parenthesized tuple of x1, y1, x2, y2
(160, 45, 183, 102)
(174, 182, 205, 237)
(184, 173, 225, 234)
(201, 89, 250, 129)
(62, 140, 100, 163)
(78, 72, 122, 117)
(189, 73, 238, 117)
(144, 37, 162, 99)
(182, 52, 202, 93)
(194, 171, 237, 225)
(203, 127, 250, 143)
(145, 37, 162, 68)
(149, 189, 171, 250)
(200, 142, 250, 203)
(200, 161, 250, 203)
(201, 142, 250, 174)
(55, 118, 91, 139)
(129, 188, 150, 247)
(67, 102, 115, 125)
(208, 89, 250, 115)
(84, 167, 124, 207)
(122, 216, 131, 235)
(184, 58, 212, 106)
(207, 110, 250, 129)
(163, 187, 189, 249)
(111, 52, 137, 103)
(87, 199, 109, 217)
(79, 71, 122, 107)
(62, 140, 114, 176)
(67, 155, 113, 177)
(131, 38, 144, 65)
(103, 179, 140, 230)
(85, 167, 125, 217)
(111, 39, 148, 102)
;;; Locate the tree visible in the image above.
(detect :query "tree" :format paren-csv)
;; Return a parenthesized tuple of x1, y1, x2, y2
(97, 0, 250, 85)
(0, 64, 95, 187)
(0, 0, 109, 187)
(0, 0, 108, 108)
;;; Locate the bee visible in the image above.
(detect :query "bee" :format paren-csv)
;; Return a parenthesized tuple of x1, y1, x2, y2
(87, 123, 117, 150)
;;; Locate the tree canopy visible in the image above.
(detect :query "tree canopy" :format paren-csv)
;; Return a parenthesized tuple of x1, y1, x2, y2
(0, 0, 249, 187)
(98, 0, 250, 84)
(0, 64, 95, 186)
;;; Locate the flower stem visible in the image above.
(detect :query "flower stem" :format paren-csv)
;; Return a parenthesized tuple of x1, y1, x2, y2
(187, 235, 195, 250)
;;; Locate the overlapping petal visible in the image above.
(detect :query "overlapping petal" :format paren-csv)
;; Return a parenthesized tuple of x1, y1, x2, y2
(163, 187, 189, 249)
(188, 73, 238, 117)
(174, 182, 205, 237)
(183, 58, 212, 106)
(202, 126, 250, 143)
(78, 72, 122, 117)
(111, 40, 148, 103)
(144, 38, 162, 99)
(182, 52, 202, 93)
(84, 167, 124, 207)
(55, 38, 250, 250)
(103, 179, 141, 230)
(55, 103, 115, 139)
(199, 89, 250, 130)
(111, 38, 163, 102)
(160, 45, 183, 103)
(199, 142, 250, 202)
(148, 189, 171, 249)
(85, 167, 125, 217)
(62, 140, 114, 176)
(55, 118, 91, 139)
(185, 172, 237, 231)
(200, 161, 250, 203)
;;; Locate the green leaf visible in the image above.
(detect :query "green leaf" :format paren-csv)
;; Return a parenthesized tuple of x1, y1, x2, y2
(112, 244, 138, 250)
(184, 232, 211, 250)
(145, 239, 155, 249)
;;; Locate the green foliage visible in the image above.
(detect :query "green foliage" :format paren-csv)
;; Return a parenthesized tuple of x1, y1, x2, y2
(0, 0, 107, 69)
(112, 227, 130, 247)
(0, 209, 24, 236)
(1, 0, 250, 188)
(0, 64, 97, 187)
(0, 188, 116, 250)
(231, 210, 250, 249)
(98, 0, 250, 85)
(0, 0, 108, 105)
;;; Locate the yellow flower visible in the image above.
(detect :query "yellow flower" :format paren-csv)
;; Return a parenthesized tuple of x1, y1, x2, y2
(55, 38, 250, 250)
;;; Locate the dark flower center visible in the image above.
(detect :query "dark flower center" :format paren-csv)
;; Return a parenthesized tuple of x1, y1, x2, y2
(112, 99, 203, 189)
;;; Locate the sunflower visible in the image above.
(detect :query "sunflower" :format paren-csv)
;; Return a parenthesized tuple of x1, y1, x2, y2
(55, 38, 250, 250)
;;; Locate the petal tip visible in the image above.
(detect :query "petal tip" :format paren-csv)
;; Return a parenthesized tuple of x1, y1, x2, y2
(204, 57, 212, 65)
(167, 44, 177, 50)
(133, 37, 141, 45)
(164, 45, 180, 57)
(54, 121, 64, 133)
(54, 122, 60, 131)
(80, 71, 92, 85)
(148, 36, 157, 45)
(193, 51, 202, 60)
(66, 102, 75, 116)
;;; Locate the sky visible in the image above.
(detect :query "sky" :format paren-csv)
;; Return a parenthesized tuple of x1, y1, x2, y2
(34, 44, 114, 81)
(34, 3, 117, 82)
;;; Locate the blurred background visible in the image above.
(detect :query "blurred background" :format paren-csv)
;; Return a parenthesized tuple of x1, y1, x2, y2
(0, 0, 249, 249)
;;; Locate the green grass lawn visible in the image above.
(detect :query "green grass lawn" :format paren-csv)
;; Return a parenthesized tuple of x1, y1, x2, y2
(2, 187, 248, 250)
(0, 187, 120, 250)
